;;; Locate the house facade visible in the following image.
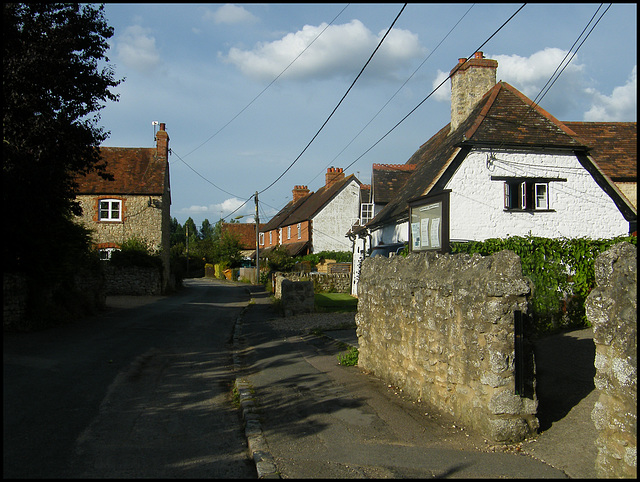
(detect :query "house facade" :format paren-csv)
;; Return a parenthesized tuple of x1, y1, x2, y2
(351, 52, 636, 293)
(74, 123, 172, 291)
(260, 167, 362, 257)
(367, 53, 636, 248)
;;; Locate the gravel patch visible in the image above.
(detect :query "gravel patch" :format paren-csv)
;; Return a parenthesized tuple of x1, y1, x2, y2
(265, 312, 356, 337)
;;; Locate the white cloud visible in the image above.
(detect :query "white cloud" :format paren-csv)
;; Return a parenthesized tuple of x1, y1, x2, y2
(431, 70, 451, 102)
(430, 48, 589, 119)
(222, 19, 424, 81)
(492, 48, 584, 99)
(180, 197, 253, 219)
(583, 66, 637, 121)
(205, 4, 258, 25)
(116, 25, 161, 73)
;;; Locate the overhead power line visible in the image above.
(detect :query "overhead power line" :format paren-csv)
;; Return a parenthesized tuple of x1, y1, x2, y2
(307, 3, 476, 186)
(258, 3, 408, 196)
(342, 3, 527, 173)
(181, 4, 351, 159)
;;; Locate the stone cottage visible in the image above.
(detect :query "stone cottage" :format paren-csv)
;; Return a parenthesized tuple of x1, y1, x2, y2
(74, 123, 172, 292)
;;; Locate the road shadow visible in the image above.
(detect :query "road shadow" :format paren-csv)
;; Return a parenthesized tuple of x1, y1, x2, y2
(533, 328, 595, 432)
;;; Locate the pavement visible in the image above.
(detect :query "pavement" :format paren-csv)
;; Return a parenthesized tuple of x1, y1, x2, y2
(233, 285, 600, 479)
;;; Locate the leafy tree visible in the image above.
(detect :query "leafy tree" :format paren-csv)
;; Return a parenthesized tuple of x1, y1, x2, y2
(3, 3, 122, 275)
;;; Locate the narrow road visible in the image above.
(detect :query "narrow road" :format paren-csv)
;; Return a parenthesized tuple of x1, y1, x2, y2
(3, 278, 256, 478)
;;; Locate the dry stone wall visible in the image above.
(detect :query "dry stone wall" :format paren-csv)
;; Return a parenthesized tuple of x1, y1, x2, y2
(586, 242, 637, 478)
(356, 250, 538, 443)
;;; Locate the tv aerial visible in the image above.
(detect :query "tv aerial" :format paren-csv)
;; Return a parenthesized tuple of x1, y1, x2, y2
(152, 121, 159, 141)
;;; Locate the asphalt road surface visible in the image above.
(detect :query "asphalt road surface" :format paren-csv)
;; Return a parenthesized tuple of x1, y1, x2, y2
(3, 278, 256, 478)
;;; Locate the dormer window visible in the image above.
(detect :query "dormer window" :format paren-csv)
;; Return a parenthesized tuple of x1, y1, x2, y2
(99, 199, 122, 221)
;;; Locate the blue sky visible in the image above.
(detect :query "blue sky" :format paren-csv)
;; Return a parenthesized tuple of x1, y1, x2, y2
(97, 3, 637, 228)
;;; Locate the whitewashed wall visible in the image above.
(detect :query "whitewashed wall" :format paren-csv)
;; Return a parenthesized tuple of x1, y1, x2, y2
(312, 179, 361, 252)
(445, 149, 630, 241)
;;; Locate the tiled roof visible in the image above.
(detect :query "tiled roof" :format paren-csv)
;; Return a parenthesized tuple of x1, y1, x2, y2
(564, 122, 637, 181)
(221, 222, 266, 249)
(372, 164, 417, 204)
(263, 174, 361, 230)
(368, 81, 632, 228)
(75, 147, 168, 195)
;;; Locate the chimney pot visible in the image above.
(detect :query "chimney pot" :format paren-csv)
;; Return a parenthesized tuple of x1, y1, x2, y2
(458, 58, 466, 64)
(474, 51, 484, 59)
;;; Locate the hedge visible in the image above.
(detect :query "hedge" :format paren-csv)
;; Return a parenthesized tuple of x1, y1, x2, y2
(450, 234, 637, 335)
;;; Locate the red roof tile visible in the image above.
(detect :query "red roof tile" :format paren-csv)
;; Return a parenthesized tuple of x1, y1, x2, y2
(564, 122, 637, 180)
(75, 147, 168, 195)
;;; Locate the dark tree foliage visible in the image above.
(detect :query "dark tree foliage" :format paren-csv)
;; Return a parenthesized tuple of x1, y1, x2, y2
(3, 3, 122, 275)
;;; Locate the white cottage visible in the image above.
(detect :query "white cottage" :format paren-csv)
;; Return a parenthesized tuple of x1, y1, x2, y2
(366, 52, 636, 247)
(260, 167, 363, 256)
(351, 52, 636, 294)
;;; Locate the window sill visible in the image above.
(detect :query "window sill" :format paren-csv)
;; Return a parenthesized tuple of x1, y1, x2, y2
(503, 209, 556, 213)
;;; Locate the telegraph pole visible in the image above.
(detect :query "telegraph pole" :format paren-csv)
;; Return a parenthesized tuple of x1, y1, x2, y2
(255, 191, 260, 285)
(185, 224, 189, 276)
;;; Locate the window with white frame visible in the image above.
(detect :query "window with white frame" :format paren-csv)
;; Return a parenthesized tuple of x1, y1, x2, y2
(297, 223, 302, 239)
(287, 226, 291, 239)
(360, 203, 374, 224)
(269, 231, 272, 245)
(98, 247, 117, 260)
(99, 199, 122, 221)
(500, 179, 556, 211)
(259, 232, 264, 246)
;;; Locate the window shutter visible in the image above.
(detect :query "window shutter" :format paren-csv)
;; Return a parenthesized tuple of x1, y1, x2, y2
(504, 183, 511, 209)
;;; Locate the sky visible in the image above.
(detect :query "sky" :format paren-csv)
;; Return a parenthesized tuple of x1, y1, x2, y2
(96, 3, 637, 229)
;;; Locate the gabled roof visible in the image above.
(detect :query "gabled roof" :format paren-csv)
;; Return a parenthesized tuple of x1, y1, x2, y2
(221, 222, 266, 250)
(563, 122, 637, 181)
(372, 164, 416, 204)
(261, 192, 311, 231)
(368, 81, 634, 228)
(75, 147, 168, 195)
(263, 174, 361, 230)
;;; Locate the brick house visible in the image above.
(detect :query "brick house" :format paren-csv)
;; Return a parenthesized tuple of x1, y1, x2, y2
(74, 123, 172, 292)
(220, 222, 266, 265)
(260, 167, 363, 256)
(351, 52, 636, 293)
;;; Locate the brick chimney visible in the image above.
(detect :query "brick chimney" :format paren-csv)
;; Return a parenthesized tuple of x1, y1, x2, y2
(292, 185, 310, 203)
(450, 52, 497, 132)
(155, 122, 169, 160)
(325, 167, 345, 189)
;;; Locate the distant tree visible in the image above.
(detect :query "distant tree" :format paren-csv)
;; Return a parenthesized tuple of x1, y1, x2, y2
(169, 217, 184, 247)
(184, 217, 198, 242)
(3, 3, 122, 275)
(200, 219, 215, 241)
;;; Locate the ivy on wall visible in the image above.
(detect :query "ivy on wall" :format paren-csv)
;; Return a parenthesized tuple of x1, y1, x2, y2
(450, 235, 637, 334)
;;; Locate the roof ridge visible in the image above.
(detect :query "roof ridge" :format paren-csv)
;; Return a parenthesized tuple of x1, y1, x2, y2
(372, 163, 417, 171)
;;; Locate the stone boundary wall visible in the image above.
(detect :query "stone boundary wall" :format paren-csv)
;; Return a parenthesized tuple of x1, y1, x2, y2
(104, 265, 162, 295)
(356, 250, 538, 443)
(274, 274, 314, 317)
(586, 242, 637, 478)
(273, 271, 351, 293)
(4, 270, 105, 331)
